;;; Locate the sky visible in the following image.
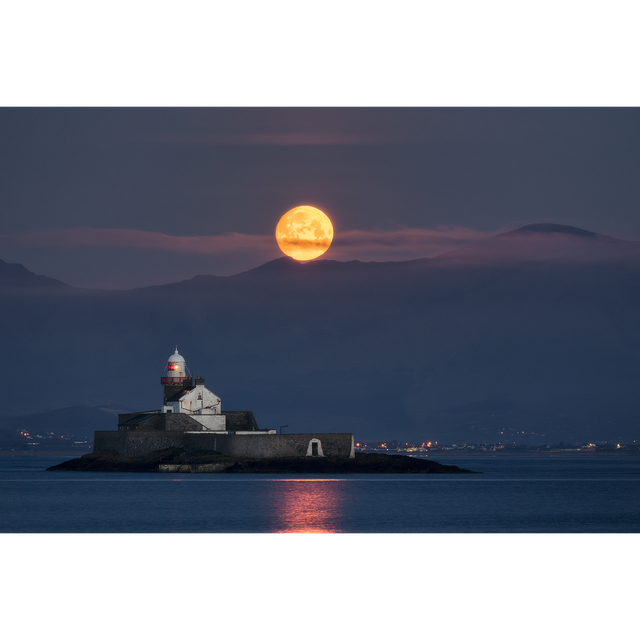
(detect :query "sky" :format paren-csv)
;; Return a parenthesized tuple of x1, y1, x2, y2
(1, 107, 639, 288)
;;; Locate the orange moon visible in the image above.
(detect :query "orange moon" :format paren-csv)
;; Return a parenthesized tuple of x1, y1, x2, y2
(275, 206, 334, 261)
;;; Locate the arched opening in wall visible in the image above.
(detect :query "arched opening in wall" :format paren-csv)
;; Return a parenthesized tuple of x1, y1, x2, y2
(306, 438, 324, 457)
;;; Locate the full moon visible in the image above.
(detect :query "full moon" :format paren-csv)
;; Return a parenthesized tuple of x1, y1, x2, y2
(275, 205, 334, 261)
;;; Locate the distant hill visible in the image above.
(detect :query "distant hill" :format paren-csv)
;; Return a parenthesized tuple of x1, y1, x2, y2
(0, 258, 69, 289)
(502, 223, 603, 237)
(1, 223, 639, 445)
(433, 222, 640, 264)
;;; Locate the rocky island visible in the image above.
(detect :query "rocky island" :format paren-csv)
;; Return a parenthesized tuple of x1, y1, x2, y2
(47, 448, 477, 474)
(45, 349, 478, 475)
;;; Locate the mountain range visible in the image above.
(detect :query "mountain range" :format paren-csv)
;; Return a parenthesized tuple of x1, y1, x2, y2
(2, 223, 639, 446)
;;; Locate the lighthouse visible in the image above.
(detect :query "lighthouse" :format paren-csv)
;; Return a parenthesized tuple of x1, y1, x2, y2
(162, 347, 190, 385)
(159, 348, 225, 430)
(97, 345, 355, 459)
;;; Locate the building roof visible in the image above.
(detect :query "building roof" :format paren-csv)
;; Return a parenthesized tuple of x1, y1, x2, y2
(168, 348, 185, 363)
(164, 386, 194, 403)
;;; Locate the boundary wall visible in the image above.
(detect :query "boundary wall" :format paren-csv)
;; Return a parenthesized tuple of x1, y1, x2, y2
(94, 430, 355, 459)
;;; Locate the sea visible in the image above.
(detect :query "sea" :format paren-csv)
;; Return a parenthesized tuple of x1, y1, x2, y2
(3, 454, 640, 533)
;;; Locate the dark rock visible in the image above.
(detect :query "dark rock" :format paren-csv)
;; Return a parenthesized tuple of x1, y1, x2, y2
(47, 450, 478, 474)
(46, 448, 188, 472)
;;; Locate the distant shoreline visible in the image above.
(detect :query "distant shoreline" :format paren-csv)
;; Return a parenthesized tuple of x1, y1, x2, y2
(0, 450, 89, 457)
(419, 450, 640, 457)
(3, 448, 640, 458)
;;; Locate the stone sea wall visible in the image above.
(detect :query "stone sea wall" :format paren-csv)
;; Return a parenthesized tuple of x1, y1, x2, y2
(94, 430, 355, 459)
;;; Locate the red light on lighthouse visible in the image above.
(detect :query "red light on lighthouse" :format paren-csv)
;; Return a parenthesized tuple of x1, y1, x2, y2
(162, 347, 190, 386)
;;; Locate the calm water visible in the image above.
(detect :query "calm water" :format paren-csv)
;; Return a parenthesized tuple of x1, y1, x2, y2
(2, 455, 640, 533)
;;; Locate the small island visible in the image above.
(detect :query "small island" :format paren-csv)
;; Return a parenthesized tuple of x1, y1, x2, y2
(89, 348, 363, 464)
(47, 448, 477, 474)
(47, 348, 477, 475)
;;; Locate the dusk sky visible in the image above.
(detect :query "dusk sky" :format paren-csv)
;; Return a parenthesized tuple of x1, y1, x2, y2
(2, 108, 640, 288)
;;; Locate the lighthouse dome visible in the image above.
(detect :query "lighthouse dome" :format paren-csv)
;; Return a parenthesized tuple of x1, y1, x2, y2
(168, 348, 185, 363)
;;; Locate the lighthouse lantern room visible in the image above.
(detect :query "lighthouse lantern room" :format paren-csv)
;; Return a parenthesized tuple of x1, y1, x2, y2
(161, 347, 190, 385)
